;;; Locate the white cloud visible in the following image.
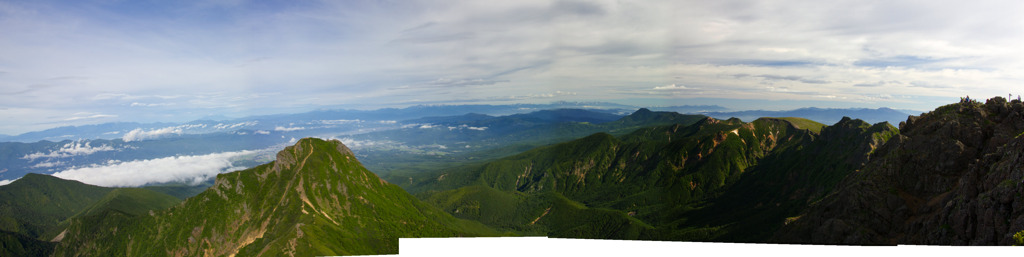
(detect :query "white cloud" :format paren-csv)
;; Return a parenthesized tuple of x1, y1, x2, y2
(122, 127, 183, 142)
(177, 124, 207, 130)
(214, 121, 258, 130)
(50, 150, 255, 187)
(318, 119, 362, 125)
(333, 137, 393, 149)
(22, 141, 116, 160)
(379, 120, 398, 124)
(130, 102, 174, 107)
(274, 126, 306, 132)
(424, 144, 447, 150)
(254, 130, 270, 135)
(653, 84, 689, 90)
(419, 124, 437, 129)
(446, 124, 488, 131)
(30, 160, 64, 169)
(0, 179, 16, 186)
(62, 113, 117, 121)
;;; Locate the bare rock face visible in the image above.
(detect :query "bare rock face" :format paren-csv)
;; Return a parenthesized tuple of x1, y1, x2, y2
(774, 97, 1024, 245)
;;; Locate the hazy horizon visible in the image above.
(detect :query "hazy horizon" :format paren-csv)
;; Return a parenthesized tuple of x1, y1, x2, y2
(4, 0, 1022, 134)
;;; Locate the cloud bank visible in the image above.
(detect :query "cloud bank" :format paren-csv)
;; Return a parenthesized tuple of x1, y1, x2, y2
(22, 141, 116, 160)
(122, 127, 183, 142)
(50, 150, 255, 187)
(274, 126, 307, 132)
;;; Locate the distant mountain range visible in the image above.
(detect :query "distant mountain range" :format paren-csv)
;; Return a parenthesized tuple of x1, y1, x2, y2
(0, 102, 918, 144)
(701, 107, 914, 125)
(0, 102, 636, 143)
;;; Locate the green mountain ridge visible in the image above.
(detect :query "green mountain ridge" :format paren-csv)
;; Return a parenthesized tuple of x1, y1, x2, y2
(53, 138, 499, 256)
(0, 173, 114, 240)
(402, 115, 839, 240)
(70, 188, 181, 219)
(681, 117, 898, 241)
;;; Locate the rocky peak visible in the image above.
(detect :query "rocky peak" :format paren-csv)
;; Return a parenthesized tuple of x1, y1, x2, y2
(820, 117, 872, 139)
(833, 116, 867, 128)
(271, 138, 357, 173)
(697, 116, 719, 125)
(632, 108, 653, 116)
(775, 96, 1024, 245)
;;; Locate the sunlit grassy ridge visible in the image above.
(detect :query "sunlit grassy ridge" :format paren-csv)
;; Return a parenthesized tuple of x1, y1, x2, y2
(53, 138, 500, 256)
(403, 115, 890, 240)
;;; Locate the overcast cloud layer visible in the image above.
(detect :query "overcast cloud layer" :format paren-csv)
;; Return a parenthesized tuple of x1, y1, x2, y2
(2, 0, 1023, 134)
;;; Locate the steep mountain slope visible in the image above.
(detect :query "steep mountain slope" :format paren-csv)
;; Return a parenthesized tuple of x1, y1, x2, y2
(53, 138, 497, 256)
(0, 230, 55, 257)
(683, 117, 898, 241)
(0, 173, 113, 240)
(775, 97, 1024, 245)
(142, 181, 218, 200)
(71, 188, 181, 218)
(406, 116, 821, 239)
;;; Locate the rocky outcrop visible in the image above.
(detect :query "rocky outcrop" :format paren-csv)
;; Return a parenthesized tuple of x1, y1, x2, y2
(774, 97, 1024, 245)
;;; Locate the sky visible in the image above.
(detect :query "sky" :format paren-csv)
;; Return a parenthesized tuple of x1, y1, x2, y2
(2, 0, 1024, 135)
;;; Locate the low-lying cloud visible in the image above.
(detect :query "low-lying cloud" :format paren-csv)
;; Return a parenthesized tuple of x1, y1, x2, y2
(317, 119, 362, 125)
(22, 141, 116, 160)
(30, 160, 65, 169)
(122, 127, 183, 142)
(333, 137, 395, 149)
(653, 84, 689, 90)
(274, 126, 306, 132)
(50, 150, 256, 187)
(214, 121, 258, 130)
(446, 124, 488, 131)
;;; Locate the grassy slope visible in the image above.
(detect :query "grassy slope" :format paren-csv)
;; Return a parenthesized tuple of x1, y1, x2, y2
(681, 117, 898, 242)
(770, 117, 826, 133)
(142, 181, 216, 200)
(0, 173, 113, 240)
(53, 138, 500, 257)
(410, 116, 819, 240)
(71, 188, 181, 218)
